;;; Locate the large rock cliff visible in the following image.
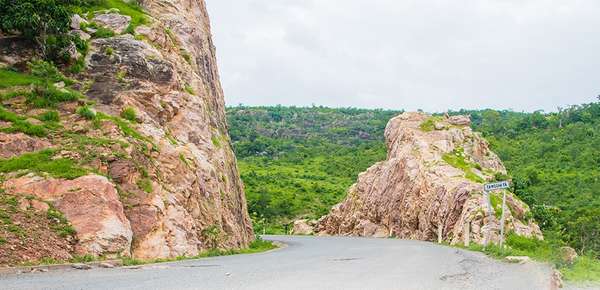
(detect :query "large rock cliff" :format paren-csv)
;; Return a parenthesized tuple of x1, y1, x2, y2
(317, 112, 542, 245)
(0, 0, 253, 264)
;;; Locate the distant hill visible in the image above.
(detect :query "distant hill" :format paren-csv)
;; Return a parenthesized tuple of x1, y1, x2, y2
(227, 102, 600, 256)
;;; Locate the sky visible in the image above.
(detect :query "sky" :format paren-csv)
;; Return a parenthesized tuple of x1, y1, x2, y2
(206, 0, 600, 112)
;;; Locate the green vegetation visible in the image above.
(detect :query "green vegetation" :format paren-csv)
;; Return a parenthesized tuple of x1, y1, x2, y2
(136, 178, 153, 193)
(227, 106, 401, 232)
(0, 106, 48, 137)
(184, 84, 195, 95)
(451, 102, 600, 258)
(0, 0, 94, 61)
(121, 236, 277, 266)
(561, 256, 600, 282)
(94, 27, 115, 38)
(229, 102, 600, 266)
(38, 111, 60, 122)
(77, 105, 96, 120)
(47, 205, 77, 238)
(0, 236, 6, 245)
(464, 232, 600, 282)
(0, 149, 87, 179)
(120, 107, 137, 122)
(96, 112, 145, 141)
(89, 0, 148, 32)
(0, 69, 42, 88)
(419, 115, 444, 132)
(442, 147, 485, 183)
(25, 85, 80, 108)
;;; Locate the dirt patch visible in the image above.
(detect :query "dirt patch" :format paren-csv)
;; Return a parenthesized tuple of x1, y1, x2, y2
(0, 193, 75, 266)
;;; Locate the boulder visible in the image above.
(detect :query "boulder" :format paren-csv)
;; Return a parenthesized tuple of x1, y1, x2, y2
(92, 13, 132, 34)
(0, 133, 52, 159)
(4, 175, 133, 257)
(559, 246, 578, 265)
(448, 115, 471, 126)
(292, 219, 315, 235)
(70, 14, 88, 30)
(505, 256, 531, 264)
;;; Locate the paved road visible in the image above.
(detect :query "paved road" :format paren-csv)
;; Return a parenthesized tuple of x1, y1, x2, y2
(1, 235, 555, 290)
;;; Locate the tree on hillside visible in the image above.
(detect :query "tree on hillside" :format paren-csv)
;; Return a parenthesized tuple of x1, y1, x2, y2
(0, 0, 92, 61)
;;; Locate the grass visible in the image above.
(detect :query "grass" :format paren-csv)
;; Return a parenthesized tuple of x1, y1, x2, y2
(442, 147, 485, 183)
(120, 107, 137, 122)
(96, 112, 146, 141)
(0, 106, 48, 137)
(46, 206, 77, 238)
(0, 69, 42, 88)
(136, 178, 152, 193)
(184, 84, 195, 95)
(211, 135, 222, 148)
(419, 116, 444, 132)
(0, 149, 88, 179)
(77, 105, 96, 120)
(0, 236, 6, 245)
(561, 256, 600, 282)
(37, 110, 60, 122)
(23, 85, 80, 108)
(89, 0, 148, 32)
(121, 236, 277, 266)
(463, 232, 600, 282)
(94, 27, 115, 38)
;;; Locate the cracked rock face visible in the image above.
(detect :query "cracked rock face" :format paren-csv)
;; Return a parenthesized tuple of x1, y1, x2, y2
(4, 175, 133, 257)
(82, 0, 254, 259)
(317, 112, 542, 245)
(1, 0, 253, 261)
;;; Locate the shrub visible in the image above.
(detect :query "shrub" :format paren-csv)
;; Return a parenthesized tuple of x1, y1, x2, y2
(120, 107, 137, 122)
(201, 225, 225, 249)
(0, 0, 93, 61)
(38, 110, 60, 122)
(94, 27, 115, 38)
(26, 85, 80, 108)
(29, 60, 71, 83)
(136, 178, 152, 193)
(77, 105, 96, 120)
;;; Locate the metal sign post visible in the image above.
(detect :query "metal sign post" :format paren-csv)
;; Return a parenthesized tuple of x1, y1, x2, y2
(499, 190, 507, 248)
(483, 181, 511, 248)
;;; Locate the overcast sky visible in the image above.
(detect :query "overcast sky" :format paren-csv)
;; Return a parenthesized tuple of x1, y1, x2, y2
(206, 0, 600, 112)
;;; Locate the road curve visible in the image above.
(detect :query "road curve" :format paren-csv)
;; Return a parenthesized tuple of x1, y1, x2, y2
(1, 235, 554, 290)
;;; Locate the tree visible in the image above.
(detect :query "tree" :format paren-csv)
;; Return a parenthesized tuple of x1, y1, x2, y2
(0, 0, 88, 61)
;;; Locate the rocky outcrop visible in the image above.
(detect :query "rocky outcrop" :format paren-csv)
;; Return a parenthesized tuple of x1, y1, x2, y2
(5, 174, 133, 257)
(0, 133, 51, 159)
(317, 112, 542, 245)
(0, 0, 253, 263)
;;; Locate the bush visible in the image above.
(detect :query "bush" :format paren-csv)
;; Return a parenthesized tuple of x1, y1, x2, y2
(38, 111, 60, 122)
(120, 107, 137, 122)
(27, 85, 80, 108)
(28, 60, 72, 84)
(77, 105, 96, 120)
(0, 0, 92, 61)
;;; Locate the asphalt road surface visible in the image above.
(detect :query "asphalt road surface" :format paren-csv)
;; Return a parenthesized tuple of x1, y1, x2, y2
(1, 235, 556, 290)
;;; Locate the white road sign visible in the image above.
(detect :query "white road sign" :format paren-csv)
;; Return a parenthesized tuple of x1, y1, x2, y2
(484, 181, 510, 191)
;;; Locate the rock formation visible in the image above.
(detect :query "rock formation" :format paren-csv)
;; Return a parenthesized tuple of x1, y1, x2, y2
(0, 0, 253, 264)
(317, 112, 542, 245)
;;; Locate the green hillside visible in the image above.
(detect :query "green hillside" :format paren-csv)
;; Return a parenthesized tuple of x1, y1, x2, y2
(227, 102, 600, 258)
(227, 106, 401, 231)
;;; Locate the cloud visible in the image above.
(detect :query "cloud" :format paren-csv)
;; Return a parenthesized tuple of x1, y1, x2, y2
(206, 0, 600, 112)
